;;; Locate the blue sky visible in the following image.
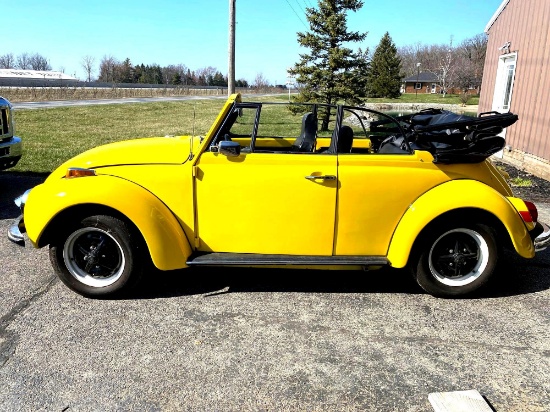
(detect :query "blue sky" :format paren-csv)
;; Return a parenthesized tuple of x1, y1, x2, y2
(4, 0, 504, 84)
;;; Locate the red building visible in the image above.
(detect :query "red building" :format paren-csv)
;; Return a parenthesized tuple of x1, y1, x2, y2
(479, 0, 550, 180)
(401, 72, 441, 94)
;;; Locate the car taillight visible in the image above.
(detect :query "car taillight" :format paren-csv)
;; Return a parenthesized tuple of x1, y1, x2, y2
(520, 201, 538, 223)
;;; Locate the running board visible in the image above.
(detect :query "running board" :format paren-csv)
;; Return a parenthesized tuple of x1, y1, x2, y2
(186, 253, 388, 266)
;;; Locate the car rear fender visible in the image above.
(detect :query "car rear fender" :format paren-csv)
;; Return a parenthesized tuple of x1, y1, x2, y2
(24, 175, 192, 270)
(387, 179, 535, 268)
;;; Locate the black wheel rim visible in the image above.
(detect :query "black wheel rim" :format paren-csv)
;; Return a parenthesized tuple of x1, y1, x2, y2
(428, 228, 488, 286)
(63, 227, 125, 287)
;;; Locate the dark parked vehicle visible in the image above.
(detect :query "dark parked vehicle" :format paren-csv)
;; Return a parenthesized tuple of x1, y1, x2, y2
(0, 96, 22, 170)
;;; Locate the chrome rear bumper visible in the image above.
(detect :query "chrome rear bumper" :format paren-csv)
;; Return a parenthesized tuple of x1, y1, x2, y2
(534, 222, 550, 252)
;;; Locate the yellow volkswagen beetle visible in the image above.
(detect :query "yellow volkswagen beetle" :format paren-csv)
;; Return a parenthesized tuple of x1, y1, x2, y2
(8, 93, 550, 297)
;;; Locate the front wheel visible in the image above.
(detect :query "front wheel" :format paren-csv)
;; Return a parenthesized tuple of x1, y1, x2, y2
(411, 223, 498, 297)
(50, 215, 144, 297)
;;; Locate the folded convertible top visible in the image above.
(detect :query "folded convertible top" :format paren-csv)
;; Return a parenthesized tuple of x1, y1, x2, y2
(375, 109, 519, 164)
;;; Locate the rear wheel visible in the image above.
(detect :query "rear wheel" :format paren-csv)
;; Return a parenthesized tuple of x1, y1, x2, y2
(50, 215, 144, 297)
(411, 223, 498, 297)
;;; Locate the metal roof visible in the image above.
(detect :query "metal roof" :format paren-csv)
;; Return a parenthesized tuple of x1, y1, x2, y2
(402, 72, 440, 82)
(485, 0, 511, 33)
(0, 69, 77, 80)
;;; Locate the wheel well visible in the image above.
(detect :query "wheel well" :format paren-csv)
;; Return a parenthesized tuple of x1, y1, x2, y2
(37, 204, 143, 248)
(409, 207, 511, 264)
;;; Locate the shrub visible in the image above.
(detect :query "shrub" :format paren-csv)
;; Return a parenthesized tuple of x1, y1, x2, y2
(459, 93, 471, 106)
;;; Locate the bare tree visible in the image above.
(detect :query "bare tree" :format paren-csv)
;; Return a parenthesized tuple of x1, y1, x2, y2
(254, 72, 269, 90)
(455, 34, 487, 92)
(98, 55, 119, 82)
(194, 66, 218, 85)
(81, 55, 96, 82)
(397, 43, 424, 77)
(16, 53, 31, 69)
(0, 53, 15, 69)
(28, 53, 51, 71)
(434, 37, 455, 97)
(161, 63, 189, 85)
(399, 33, 487, 95)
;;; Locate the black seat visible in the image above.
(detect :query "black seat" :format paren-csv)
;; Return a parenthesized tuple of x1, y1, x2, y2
(292, 112, 317, 152)
(326, 125, 354, 154)
(337, 125, 354, 153)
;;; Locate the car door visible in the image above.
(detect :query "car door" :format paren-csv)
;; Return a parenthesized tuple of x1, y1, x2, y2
(333, 107, 451, 256)
(194, 104, 338, 255)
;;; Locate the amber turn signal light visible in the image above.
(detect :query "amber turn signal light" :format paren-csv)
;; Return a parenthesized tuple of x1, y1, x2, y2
(65, 168, 97, 178)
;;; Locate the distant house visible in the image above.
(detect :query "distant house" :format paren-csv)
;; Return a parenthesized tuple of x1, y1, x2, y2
(402, 72, 479, 95)
(402, 72, 441, 94)
(479, 0, 550, 180)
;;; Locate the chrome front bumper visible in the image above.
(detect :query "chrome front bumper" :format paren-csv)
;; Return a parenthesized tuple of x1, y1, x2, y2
(7, 189, 30, 246)
(534, 221, 550, 252)
(8, 215, 25, 246)
(7, 215, 25, 246)
(0, 136, 22, 171)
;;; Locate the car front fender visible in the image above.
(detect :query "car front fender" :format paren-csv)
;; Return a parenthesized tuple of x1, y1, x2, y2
(24, 175, 192, 270)
(387, 179, 535, 268)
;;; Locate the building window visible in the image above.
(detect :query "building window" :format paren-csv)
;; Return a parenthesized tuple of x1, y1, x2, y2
(415, 83, 422, 90)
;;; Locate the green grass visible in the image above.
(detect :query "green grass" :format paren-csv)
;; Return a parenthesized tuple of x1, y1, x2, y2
(509, 177, 533, 187)
(13, 100, 226, 174)
(11, 93, 479, 175)
(282, 93, 478, 106)
(366, 94, 479, 106)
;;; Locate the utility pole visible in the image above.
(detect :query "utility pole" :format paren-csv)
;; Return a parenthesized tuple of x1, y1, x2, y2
(228, 0, 236, 96)
(415, 62, 421, 98)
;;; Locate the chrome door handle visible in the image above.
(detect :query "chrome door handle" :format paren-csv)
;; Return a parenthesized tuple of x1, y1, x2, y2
(305, 175, 336, 180)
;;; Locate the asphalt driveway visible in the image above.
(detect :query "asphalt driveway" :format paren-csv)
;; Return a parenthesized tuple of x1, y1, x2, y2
(1, 172, 549, 411)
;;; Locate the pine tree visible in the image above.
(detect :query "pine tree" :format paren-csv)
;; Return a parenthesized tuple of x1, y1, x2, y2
(119, 58, 134, 83)
(289, 0, 369, 131)
(367, 32, 402, 98)
(172, 72, 182, 85)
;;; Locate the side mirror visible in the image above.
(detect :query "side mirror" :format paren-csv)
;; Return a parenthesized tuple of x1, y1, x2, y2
(218, 140, 241, 157)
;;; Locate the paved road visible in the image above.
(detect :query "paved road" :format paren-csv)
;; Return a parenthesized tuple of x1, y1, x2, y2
(0, 173, 548, 411)
(10, 93, 286, 110)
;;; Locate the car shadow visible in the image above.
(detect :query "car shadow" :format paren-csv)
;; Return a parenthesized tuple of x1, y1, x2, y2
(0, 172, 48, 220)
(477, 250, 550, 298)
(130, 266, 424, 300)
(128, 250, 550, 300)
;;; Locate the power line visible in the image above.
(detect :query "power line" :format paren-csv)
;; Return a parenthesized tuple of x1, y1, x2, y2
(293, 0, 305, 14)
(284, 0, 308, 29)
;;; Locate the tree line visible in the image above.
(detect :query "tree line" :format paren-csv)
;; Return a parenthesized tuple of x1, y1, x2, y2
(0, 52, 250, 88)
(90, 56, 250, 87)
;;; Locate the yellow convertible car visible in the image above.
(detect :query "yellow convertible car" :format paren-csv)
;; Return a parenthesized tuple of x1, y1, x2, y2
(8, 93, 550, 297)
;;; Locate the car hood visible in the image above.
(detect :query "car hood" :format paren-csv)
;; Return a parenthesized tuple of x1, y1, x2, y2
(47, 136, 193, 181)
